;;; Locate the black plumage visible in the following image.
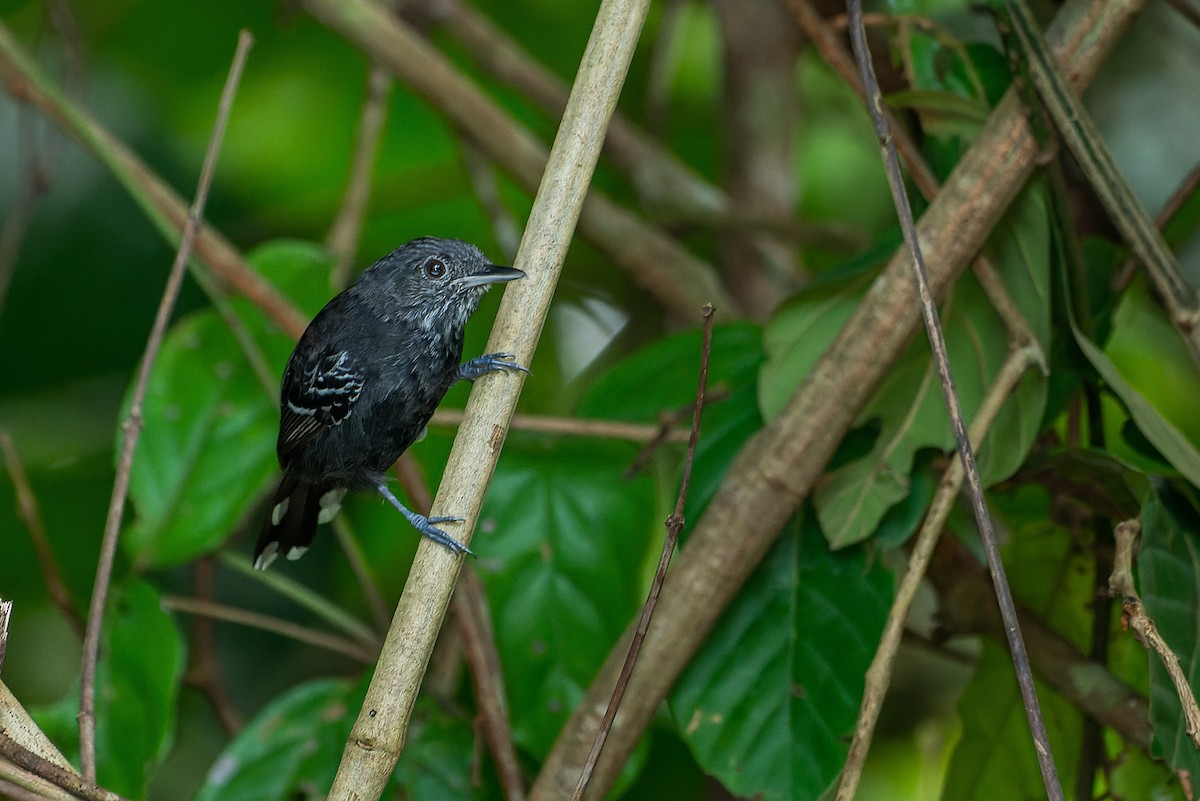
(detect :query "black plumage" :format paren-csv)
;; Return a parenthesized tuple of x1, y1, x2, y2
(254, 237, 525, 570)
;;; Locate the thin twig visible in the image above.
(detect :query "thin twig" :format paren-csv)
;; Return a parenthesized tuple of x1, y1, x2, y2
(1109, 519, 1200, 746)
(77, 31, 253, 780)
(328, 64, 391, 289)
(216, 551, 379, 648)
(0, 25, 306, 340)
(0, 731, 130, 801)
(0, 0, 84, 321)
(162, 596, 376, 664)
(454, 570, 525, 801)
(570, 305, 714, 801)
(0, 774, 62, 801)
(845, 3, 1064, 798)
(836, 344, 1040, 800)
(395, 448, 524, 795)
(0, 433, 82, 635)
(624, 386, 730, 479)
(431, 409, 691, 444)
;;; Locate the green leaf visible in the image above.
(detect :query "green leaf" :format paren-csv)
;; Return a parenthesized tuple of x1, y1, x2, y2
(123, 310, 278, 568)
(124, 241, 333, 568)
(1069, 317, 1200, 490)
(761, 184, 1049, 548)
(196, 680, 478, 801)
(478, 436, 656, 758)
(670, 513, 893, 801)
(1138, 492, 1200, 780)
(32, 580, 185, 800)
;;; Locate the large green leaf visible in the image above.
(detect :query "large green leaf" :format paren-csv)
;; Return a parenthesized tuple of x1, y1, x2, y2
(195, 680, 477, 801)
(1138, 492, 1200, 781)
(760, 185, 1049, 548)
(32, 580, 185, 800)
(123, 310, 278, 568)
(478, 436, 656, 758)
(124, 241, 332, 568)
(669, 513, 893, 801)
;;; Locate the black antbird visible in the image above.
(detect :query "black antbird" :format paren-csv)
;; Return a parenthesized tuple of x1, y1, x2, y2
(254, 237, 525, 570)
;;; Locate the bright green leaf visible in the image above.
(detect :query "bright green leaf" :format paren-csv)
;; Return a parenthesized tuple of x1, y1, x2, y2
(670, 514, 893, 801)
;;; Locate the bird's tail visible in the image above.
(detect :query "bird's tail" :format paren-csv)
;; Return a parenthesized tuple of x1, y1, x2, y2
(254, 474, 345, 569)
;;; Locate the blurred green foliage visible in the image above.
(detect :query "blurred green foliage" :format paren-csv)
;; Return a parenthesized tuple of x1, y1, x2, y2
(1, 1, 1198, 801)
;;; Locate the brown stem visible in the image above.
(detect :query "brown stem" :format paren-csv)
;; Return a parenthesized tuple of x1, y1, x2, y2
(162, 596, 375, 663)
(0, 732, 130, 801)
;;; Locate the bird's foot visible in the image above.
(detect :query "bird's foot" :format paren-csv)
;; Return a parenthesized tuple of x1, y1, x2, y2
(376, 483, 473, 556)
(456, 352, 530, 382)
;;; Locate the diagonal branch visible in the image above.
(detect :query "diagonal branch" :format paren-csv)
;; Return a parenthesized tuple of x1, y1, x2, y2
(324, 1, 654, 799)
(528, 0, 1149, 796)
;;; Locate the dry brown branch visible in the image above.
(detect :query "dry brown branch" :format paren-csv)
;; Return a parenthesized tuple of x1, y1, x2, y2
(424, 0, 728, 221)
(930, 535, 1154, 752)
(847, 0, 1061, 792)
(303, 0, 739, 321)
(1109, 519, 1200, 746)
(528, 0, 1148, 795)
(77, 32, 253, 779)
(184, 560, 243, 734)
(0, 732, 129, 801)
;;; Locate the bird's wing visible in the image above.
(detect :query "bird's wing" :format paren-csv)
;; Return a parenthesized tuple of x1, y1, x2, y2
(278, 350, 365, 461)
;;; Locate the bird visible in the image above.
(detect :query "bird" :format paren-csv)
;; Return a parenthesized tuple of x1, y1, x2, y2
(253, 237, 526, 570)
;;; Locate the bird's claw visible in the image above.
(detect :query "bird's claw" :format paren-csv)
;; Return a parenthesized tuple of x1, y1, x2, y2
(457, 353, 531, 382)
(411, 513, 474, 557)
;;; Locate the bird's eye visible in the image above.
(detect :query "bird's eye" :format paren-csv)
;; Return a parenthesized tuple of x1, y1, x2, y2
(423, 258, 447, 280)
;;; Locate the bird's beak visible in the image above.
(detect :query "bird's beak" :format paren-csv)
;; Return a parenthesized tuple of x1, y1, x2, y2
(455, 265, 525, 289)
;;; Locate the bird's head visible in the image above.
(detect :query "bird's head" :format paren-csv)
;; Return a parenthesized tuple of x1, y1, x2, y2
(361, 237, 524, 333)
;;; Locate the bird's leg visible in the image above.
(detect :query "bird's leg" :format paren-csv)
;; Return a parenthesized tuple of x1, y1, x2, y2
(375, 482, 473, 556)
(456, 352, 530, 382)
